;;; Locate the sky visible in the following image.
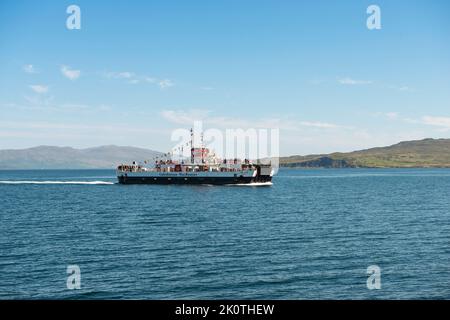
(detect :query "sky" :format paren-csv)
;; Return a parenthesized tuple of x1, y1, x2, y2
(0, 0, 450, 156)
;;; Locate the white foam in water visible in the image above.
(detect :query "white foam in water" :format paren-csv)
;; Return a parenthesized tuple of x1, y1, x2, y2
(231, 182, 273, 186)
(0, 180, 114, 185)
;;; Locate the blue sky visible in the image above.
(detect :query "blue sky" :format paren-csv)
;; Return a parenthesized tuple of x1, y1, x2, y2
(0, 0, 449, 155)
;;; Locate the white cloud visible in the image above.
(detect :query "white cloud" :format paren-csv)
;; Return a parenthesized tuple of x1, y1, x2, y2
(104, 71, 173, 89)
(160, 109, 347, 132)
(403, 118, 420, 124)
(372, 112, 400, 120)
(388, 85, 413, 92)
(61, 65, 81, 80)
(299, 121, 341, 129)
(23, 64, 38, 74)
(378, 114, 450, 131)
(105, 71, 135, 79)
(118, 72, 134, 78)
(29, 85, 49, 94)
(145, 77, 156, 83)
(422, 116, 450, 129)
(161, 109, 272, 128)
(160, 110, 207, 124)
(385, 112, 399, 120)
(161, 109, 276, 128)
(337, 78, 414, 92)
(104, 71, 142, 84)
(338, 77, 372, 85)
(159, 79, 174, 89)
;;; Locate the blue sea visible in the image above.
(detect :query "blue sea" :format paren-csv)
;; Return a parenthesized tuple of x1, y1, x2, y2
(0, 168, 449, 299)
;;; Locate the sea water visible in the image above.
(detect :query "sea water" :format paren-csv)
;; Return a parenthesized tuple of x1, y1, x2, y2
(0, 168, 449, 299)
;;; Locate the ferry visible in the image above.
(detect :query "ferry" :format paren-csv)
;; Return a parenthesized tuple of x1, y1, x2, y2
(116, 139, 274, 185)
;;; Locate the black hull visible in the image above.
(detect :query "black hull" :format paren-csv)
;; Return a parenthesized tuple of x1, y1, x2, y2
(117, 175, 272, 185)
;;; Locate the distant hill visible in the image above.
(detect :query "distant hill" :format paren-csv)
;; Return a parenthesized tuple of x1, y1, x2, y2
(280, 138, 450, 168)
(0, 145, 161, 169)
(2, 138, 450, 169)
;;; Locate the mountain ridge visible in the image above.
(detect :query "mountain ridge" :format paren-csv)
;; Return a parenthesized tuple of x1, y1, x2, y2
(280, 138, 450, 168)
(1, 138, 450, 169)
(0, 145, 161, 169)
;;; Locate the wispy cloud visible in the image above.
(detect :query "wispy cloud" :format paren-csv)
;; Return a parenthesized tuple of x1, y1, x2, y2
(160, 110, 206, 125)
(61, 65, 81, 80)
(388, 85, 413, 92)
(21, 96, 114, 113)
(0, 120, 165, 146)
(103, 71, 174, 88)
(23, 94, 55, 109)
(338, 77, 373, 85)
(29, 85, 49, 94)
(158, 79, 174, 89)
(23, 64, 38, 74)
(160, 109, 348, 131)
(378, 113, 450, 131)
(299, 121, 341, 128)
(161, 109, 273, 128)
(105, 71, 135, 79)
(309, 79, 324, 85)
(422, 116, 450, 129)
(372, 112, 400, 120)
(332, 77, 412, 92)
(104, 71, 143, 84)
(144, 77, 156, 83)
(384, 112, 399, 120)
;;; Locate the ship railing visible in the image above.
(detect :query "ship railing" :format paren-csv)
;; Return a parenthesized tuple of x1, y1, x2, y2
(117, 165, 149, 173)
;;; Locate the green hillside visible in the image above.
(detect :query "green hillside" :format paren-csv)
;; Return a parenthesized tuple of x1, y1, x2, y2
(280, 138, 450, 168)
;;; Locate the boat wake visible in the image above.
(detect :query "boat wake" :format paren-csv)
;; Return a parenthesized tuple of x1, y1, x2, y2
(230, 182, 273, 187)
(0, 180, 115, 185)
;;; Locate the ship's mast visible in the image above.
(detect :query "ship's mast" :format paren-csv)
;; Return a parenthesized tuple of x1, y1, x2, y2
(201, 132, 204, 164)
(190, 128, 194, 164)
